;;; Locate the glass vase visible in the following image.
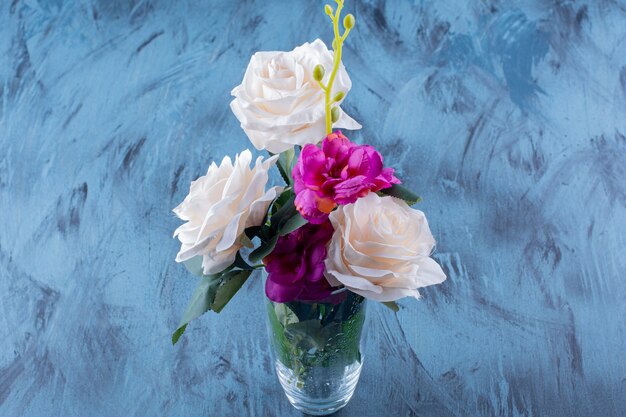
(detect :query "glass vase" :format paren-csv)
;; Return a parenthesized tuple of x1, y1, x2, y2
(265, 286, 367, 416)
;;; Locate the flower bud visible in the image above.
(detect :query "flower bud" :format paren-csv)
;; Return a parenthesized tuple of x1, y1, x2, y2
(324, 4, 333, 16)
(313, 64, 325, 82)
(331, 106, 340, 123)
(333, 91, 345, 102)
(343, 14, 355, 30)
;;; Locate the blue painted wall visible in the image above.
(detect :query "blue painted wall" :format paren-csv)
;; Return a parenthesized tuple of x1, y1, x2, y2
(1, 1, 625, 416)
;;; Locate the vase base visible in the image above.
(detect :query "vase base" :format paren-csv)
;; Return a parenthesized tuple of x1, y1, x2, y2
(275, 360, 363, 416)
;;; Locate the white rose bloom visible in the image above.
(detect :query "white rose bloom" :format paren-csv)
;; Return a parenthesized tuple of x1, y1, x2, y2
(230, 39, 361, 154)
(173, 150, 281, 274)
(325, 193, 446, 302)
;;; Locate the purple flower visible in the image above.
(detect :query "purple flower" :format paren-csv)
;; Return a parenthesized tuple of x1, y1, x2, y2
(292, 131, 400, 224)
(264, 221, 336, 303)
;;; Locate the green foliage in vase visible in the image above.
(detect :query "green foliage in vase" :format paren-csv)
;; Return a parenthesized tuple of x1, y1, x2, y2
(266, 292, 366, 383)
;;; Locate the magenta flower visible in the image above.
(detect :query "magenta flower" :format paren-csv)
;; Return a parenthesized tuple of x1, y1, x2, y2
(264, 221, 336, 303)
(292, 131, 400, 224)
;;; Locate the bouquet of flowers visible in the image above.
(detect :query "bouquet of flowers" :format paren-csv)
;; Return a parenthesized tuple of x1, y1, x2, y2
(171, 1, 446, 413)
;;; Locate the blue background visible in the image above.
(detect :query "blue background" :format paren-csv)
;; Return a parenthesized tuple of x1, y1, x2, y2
(1, 1, 625, 416)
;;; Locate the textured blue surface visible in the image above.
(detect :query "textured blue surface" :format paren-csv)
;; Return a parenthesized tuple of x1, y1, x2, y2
(1, 1, 626, 416)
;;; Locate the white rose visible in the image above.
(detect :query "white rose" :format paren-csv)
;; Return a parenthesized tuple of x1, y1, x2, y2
(173, 150, 281, 274)
(325, 193, 446, 302)
(230, 39, 361, 154)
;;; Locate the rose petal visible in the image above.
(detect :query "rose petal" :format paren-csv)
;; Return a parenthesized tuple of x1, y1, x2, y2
(324, 193, 446, 302)
(173, 151, 278, 274)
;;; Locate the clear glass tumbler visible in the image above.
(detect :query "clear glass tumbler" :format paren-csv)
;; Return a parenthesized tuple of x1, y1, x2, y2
(265, 288, 367, 415)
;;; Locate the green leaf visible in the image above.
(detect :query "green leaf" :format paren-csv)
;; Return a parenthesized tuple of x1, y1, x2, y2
(272, 188, 294, 213)
(233, 252, 255, 270)
(172, 268, 254, 344)
(276, 162, 291, 186)
(382, 301, 400, 312)
(269, 195, 299, 234)
(247, 194, 303, 264)
(284, 320, 326, 351)
(211, 269, 253, 313)
(274, 303, 299, 327)
(246, 191, 306, 265)
(279, 213, 307, 236)
(286, 301, 317, 322)
(172, 273, 223, 345)
(171, 324, 187, 345)
(380, 184, 422, 205)
(270, 149, 295, 185)
(274, 188, 294, 206)
(279, 148, 296, 184)
(182, 256, 204, 276)
(248, 234, 279, 264)
(247, 189, 292, 240)
(266, 303, 291, 365)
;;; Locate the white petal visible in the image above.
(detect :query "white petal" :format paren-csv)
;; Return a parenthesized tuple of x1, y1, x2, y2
(351, 286, 420, 302)
(215, 212, 245, 252)
(325, 269, 384, 294)
(414, 256, 447, 287)
(334, 108, 362, 131)
(202, 247, 239, 275)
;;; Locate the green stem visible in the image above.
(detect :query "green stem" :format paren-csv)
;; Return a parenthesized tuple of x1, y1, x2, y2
(324, 0, 352, 135)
